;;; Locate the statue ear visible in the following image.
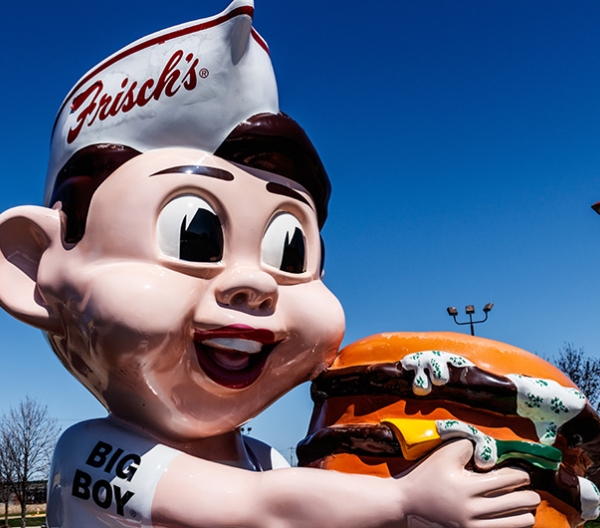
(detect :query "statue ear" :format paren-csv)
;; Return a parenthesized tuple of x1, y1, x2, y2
(0, 206, 63, 333)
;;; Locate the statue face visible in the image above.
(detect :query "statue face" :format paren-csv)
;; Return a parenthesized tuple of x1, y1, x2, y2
(41, 148, 345, 441)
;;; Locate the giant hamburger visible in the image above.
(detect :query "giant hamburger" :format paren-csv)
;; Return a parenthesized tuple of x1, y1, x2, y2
(297, 332, 600, 528)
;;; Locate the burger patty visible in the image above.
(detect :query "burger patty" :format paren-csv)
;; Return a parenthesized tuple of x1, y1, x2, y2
(311, 360, 600, 450)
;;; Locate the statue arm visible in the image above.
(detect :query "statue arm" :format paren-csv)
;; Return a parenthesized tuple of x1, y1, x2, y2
(152, 440, 539, 528)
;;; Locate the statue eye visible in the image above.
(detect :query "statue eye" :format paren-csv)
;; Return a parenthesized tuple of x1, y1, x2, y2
(157, 195, 223, 262)
(261, 213, 306, 274)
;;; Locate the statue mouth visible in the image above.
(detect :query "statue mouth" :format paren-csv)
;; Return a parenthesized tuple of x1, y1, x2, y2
(193, 326, 279, 389)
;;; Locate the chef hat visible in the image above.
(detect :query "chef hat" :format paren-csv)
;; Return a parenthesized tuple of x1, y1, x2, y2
(45, 0, 278, 205)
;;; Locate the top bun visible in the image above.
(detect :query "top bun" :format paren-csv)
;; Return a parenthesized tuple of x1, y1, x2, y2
(331, 332, 575, 382)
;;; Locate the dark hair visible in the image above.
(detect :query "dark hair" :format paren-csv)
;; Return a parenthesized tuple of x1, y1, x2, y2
(215, 112, 330, 228)
(49, 112, 330, 243)
(50, 144, 142, 243)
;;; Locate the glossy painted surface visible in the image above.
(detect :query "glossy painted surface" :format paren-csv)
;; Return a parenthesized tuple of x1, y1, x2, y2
(0, 1, 546, 527)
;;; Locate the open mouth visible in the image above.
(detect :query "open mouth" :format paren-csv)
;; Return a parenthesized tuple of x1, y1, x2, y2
(194, 325, 279, 389)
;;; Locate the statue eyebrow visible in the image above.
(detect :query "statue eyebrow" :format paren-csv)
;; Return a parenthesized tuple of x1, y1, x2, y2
(266, 182, 312, 209)
(150, 165, 234, 180)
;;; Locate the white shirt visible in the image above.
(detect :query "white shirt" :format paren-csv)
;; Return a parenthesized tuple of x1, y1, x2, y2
(47, 418, 288, 528)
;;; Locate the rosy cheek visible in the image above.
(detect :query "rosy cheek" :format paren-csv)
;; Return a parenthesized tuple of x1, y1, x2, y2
(274, 282, 345, 372)
(79, 264, 199, 347)
(288, 282, 344, 344)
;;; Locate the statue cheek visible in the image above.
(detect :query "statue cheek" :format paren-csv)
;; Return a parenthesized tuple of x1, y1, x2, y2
(81, 265, 197, 336)
(284, 283, 345, 347)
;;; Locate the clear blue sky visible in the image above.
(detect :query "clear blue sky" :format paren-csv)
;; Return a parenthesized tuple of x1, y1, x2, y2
(1, 1, 600, 457)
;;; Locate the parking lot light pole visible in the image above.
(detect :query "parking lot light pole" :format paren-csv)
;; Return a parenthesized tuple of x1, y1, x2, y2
(446, 303, 494, 336)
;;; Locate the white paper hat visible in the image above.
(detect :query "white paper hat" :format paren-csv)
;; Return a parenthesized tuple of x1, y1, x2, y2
(45, 0, 278, 205)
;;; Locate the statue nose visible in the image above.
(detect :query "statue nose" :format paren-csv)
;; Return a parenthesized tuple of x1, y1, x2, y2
(214, 267, 278, 311)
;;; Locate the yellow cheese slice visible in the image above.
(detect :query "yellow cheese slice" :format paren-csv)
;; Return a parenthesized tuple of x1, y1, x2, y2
(382, 418, 443, 460)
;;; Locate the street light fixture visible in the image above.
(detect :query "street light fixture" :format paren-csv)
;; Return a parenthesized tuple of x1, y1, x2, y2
(446, 303, 494, 336)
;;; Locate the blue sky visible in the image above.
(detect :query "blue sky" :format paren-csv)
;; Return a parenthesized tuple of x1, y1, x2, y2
(1, 1, 600, 458)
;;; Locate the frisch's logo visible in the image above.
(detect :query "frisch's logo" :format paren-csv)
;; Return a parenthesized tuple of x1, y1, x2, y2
(68, 49, 208, 144)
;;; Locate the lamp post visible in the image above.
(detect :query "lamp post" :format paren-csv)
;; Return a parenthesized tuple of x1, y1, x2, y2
(446, 303, 494, 336)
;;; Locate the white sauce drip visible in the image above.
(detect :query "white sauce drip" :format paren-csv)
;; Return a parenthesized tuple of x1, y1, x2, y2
(579, 476, 600, 520)
(435, 419, 497, 470)
(400, 350, 587, 446)
(506, 374, 585, 445)
(400, 351, 474, 396)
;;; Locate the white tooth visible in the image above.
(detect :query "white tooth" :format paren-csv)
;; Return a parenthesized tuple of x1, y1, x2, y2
(202, 338, 262, 354)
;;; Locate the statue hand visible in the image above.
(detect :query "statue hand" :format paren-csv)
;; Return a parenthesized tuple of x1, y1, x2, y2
(398, 439, 540, 528)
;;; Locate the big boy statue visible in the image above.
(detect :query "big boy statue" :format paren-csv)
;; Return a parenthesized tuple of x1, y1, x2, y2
(0, 2, 540, 527)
